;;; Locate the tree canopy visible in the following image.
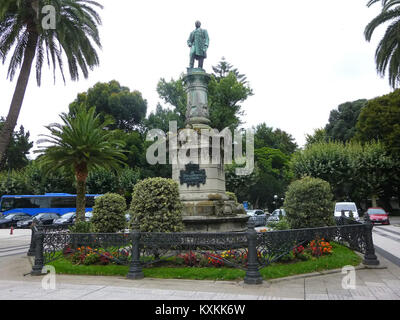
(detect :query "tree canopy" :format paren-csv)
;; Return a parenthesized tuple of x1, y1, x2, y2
(69, 80, 147, 132)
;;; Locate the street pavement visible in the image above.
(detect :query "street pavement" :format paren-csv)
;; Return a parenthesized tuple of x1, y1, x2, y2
(0, 225, 399, 300)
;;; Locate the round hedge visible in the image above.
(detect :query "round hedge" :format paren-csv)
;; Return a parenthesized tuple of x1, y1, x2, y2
(91, 193, 127, 233)
(283, 176, 335, 229)
(129, 177, 183, 232)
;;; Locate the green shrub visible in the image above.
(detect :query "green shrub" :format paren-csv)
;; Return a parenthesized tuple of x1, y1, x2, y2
(91, 193, 127, 233)
(269, 217, 291, 230)
(69, 221, 93, 233)
(283, 176, 335, 229)
(129, 178, 184, 232)
(226, 191, 238, 204)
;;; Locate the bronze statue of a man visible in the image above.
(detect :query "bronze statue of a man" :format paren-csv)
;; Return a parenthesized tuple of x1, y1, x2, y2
(187, 21, 209, 69)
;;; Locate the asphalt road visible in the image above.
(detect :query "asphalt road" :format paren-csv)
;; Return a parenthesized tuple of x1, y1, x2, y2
(370, 217, 400, 267)
(0, 229, 31, 258)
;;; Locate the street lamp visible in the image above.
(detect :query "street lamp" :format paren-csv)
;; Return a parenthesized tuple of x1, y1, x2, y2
(274, 195, 278, 210)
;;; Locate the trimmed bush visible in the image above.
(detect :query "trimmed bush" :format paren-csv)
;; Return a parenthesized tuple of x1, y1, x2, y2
(91, 193, 127, 233)
(283, 176, 335, 229)
(69, 221, 93, 233)
(129, 178, 183, 232)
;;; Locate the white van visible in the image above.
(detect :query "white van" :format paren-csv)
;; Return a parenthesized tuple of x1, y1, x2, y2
(334, 202, 360, 221)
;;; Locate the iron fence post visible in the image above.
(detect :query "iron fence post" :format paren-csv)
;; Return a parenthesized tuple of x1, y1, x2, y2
(31, 231, 44, 276)
(244, 220, 263, 285)
(27, 225, 37, 256)
(362, 214, 380, 266)
(127, 222, 144, 280)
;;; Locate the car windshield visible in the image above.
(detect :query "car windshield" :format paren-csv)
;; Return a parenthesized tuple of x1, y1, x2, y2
(4, 214, 17, 220)
(368, 208, 386, 215)
(335, 204, 356, 212)
(34, 213, 47, 219)
(61, 212, 75, 219)
(272, 210, 285, 216)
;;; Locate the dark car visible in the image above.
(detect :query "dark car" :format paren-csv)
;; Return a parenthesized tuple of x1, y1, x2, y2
(0, 213, 31, 229)
(53, 212, 76, 225)
(53, 211, 93, 225)
(17, 212, 61, 229)
(365, 207, 390, 225)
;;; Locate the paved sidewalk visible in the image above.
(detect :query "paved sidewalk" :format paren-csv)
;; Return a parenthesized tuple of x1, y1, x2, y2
(0, 252, 400, 300)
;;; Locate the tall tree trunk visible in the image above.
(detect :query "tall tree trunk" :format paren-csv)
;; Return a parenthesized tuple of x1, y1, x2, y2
(0, 31, 38, 163)
(75, 163, 88, 222)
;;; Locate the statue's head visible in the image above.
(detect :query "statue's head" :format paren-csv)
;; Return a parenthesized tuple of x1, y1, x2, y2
(195, 21, 201, 28)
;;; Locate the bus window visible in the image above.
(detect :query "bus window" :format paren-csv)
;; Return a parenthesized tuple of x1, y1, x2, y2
(86, 196, 96, 207)
(50, 197, 76, 208)
(1, 198, 47, 211)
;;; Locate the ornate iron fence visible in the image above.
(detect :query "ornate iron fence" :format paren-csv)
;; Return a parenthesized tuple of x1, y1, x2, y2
(30, 216, 380, 285)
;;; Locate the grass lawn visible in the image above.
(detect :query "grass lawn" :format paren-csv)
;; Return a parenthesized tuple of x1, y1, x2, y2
(48, 242, 362, 281)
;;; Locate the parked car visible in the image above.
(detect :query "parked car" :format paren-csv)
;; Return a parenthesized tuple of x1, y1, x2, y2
(365, 207, 390, 225)
(17, 212, 61, 229)
(53, 212, 76, 225)
(53, 211, 93, 225)
(267, 209, 286, 223)
(246, 209, 267, 227)
(0, 212, 31, 229)
(334, 202, 360, 221)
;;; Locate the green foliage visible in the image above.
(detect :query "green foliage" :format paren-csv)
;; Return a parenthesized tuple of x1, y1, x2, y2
(254, 123, 298, 155)
(91, 193, 127, 233)
(86, 168, 119, 194)
(291, 141, 351, 200)
(0, 161, 76, 197)
(35, 105, 127, 220)
(325, 99, 367, 142)
(152, 59, 252, 132)
(69, 80, 147, 132)
(0, 169, 31, 196)
(284, 176, 335, 229)
(355, 89, 400, 156)
(0, 118, 33, 170)
(305, 128, 329, 147)
(129, 178, 184, 232)
(291, 141, 399, 204)
(226, 191, 238, 204)
(0, 0, 102, 84)
(226, 147, 292, 209)
(268, 217, 291, 230)
(86, 167, 140, 203)
(365, 0, 400, 88)
(208, 71, 253, 131)
(69, 221, 93, 234)
(212, 57, 247, 84)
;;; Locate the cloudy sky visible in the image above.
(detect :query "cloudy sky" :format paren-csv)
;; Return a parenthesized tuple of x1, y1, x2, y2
(0, 0, 393, 156)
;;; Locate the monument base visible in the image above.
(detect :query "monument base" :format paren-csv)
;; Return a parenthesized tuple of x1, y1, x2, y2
(182, 214, 249, 232)
(180, 198, 247, 232)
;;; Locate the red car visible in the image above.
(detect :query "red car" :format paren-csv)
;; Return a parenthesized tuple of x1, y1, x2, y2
(366, 207, 390, 225)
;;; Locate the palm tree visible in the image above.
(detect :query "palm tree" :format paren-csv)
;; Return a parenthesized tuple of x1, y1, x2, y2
(0, 0, 103, 164)
(35, 106, 127, 221)
(365, 0, 400, 88)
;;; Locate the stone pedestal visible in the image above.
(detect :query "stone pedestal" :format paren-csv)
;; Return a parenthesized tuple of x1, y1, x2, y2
(171, 68, 247, 232)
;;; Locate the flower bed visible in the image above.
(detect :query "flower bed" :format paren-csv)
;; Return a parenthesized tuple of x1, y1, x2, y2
(61, 238, 336, 268)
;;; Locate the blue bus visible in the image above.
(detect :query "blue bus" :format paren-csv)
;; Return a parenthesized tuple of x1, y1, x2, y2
(0, 193, 102, 216)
